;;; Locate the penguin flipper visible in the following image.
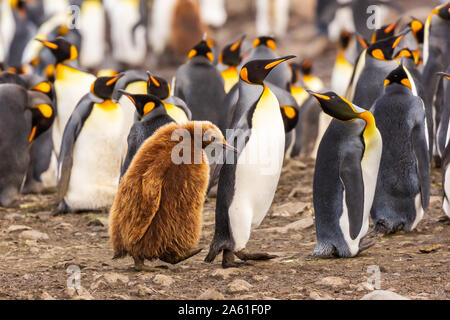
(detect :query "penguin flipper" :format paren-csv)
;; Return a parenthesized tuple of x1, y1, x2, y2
(127, 166, 163, 245)
(412, 113, 431, 209)
(339, 151, 364, 240)
(56, 95, 94, 202)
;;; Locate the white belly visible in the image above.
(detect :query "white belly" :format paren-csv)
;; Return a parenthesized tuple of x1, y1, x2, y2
(80, 1, 106, 69)
(65, 105, 124, 210)
(229, 88, 285, 251)
(443, 166, 450, 218)
(339, 129, 382, 256)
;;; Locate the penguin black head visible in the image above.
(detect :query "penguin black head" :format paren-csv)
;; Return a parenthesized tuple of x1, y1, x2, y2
(434, 2, 450, 20)
(367, 30, 410, 61)
(408, 18, 424, 44)
(240, 55, 296, 85)
(280, 105, 299, 133)
(31, 81, 53, 100)
(219, 35, 246, 67)
(394, 48, 420, 65)
(338, 30, 352, 50)
(37, 37, 78, 64)
(307, 90, 368, 122)
(118, 91, 164, 118)
(28, 102, 55, 143)
(371, 19, 400, 43)
(146, 71, 170, 100)
(383, 64, 413, 91)
(187, 40, 214, 63)
(291, 59, 313, 75)
(90, 74, 123, 100)
(252, 36, 277, 51)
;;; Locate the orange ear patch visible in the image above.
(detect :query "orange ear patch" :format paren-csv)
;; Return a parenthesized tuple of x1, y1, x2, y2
(240, 67, 249, 82)
(32, 82, 51, 93)
(371, 49, 385, 60)
(266, 39, 277, 51)
(143, 102, 155, 115)
(188, 49, 197, 59)
(401, 78, 412, 89)
(281, 106, 297, 119)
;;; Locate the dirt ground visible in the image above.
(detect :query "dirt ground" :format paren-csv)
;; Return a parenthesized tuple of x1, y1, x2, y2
(0, 0, 448, 300)
(0, 159, 448, 300)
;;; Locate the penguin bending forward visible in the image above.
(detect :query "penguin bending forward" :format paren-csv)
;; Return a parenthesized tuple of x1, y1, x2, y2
(205, 55, 295, 268)
(55, 74, 124, 214)
(309, 91, 382, 258)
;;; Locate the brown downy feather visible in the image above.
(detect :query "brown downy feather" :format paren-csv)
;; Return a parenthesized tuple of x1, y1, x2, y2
(109, 121, 223, 263)
(170, 0, 207, 59)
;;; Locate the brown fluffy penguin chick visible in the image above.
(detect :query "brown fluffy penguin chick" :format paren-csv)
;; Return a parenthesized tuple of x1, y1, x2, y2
(109, 121, 229, 271)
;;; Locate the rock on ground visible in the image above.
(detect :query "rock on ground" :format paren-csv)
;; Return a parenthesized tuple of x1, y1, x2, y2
(361, 290, 409, 300)
(198, 288, 225, 300)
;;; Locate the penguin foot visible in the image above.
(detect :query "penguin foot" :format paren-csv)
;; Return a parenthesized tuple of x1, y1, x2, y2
(133, 257, 159, 272)
(222, 250, 249, 268)
(234, 250, 278, 261)
(159, 248, 202, 264)
(52, 201, 72, 216)
(358, 237, 375, 253)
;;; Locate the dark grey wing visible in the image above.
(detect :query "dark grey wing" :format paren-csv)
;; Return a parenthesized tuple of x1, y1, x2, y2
(339, 149, 364, 240)
(120, 126, 138, 178)
(412, 106, 431, 209)
(57, 94, 94, 201)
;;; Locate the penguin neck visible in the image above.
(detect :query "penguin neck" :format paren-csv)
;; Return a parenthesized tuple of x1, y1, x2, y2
(359, 111, 377, 140)
(238, 79, 264, 107)
(95, 99, 118, 110)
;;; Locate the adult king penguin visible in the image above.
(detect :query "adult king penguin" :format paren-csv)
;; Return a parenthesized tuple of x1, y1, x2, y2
(205, 55, 295, 268)
(174, 38, 226, 127)
(309, 91, 382, 258)
(39, 37, 96, 156)
(371, 65, 430, 233)
(55, 74, 124, 214)
(440, 73, 450, 218)
(346, 30, 410, 108)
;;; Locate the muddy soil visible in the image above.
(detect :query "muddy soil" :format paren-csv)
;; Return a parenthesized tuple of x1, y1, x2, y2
(0, 0, 448, 300)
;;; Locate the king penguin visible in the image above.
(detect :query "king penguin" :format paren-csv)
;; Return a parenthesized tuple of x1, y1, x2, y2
(39, 37, 96, 156)
(174, 39, 226, 127)
(118, 91, 175, 177)
(205, 55, 295, 268)
(240, 36, 292, 91)
(0, 83, 54, 206)
(371, 64, 430, 233)
(439, 73, 450, 218)
(308, 90, 382, 258)
(55, 74, 125, 214)
(346, 29, 411, 108)
(217, 35, 246, 93)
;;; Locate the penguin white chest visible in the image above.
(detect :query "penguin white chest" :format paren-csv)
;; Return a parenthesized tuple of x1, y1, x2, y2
(339, 128, 382, 256)
(229, 87, 285, 251)
(65, 103, 124, 210)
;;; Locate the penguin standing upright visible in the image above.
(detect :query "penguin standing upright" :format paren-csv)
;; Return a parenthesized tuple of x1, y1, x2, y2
(79, 0, 106, 70)
(308, 91, 382, 258)
(174, 39, 225, 126)
(371, 65, 430, 233)
(39, 37, 96, 156)
(55, 75, 125, 214)
(240, 36, 292, 91)
(422, 2, 450, 162)
(331, 30, 356, 97)
(439, 73, 450, 218)
(0, 83, 54, 206)
(205, 55, 295, 268)
(104, 0, 146, 68)
(217, 35, 246, 94)
(146, 72, 191, 123)
(346, 30, 411, 108)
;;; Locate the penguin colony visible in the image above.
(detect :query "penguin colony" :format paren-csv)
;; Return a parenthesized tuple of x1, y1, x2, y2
(0, 0, 448, 272)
